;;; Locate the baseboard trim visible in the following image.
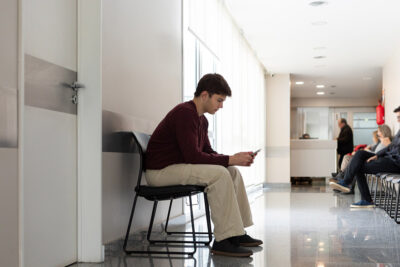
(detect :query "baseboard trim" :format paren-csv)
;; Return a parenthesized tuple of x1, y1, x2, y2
(263, 182, 291, 189)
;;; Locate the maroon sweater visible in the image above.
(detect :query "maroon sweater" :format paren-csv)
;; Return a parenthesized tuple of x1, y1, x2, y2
(146, 101, 229, 170)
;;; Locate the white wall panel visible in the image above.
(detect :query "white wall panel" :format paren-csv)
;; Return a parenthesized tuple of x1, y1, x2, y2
(383, 46, 400, 133)
(0, 148, 19, 267)
(102, 0, 182, 128)
(24, 0, 77, 71)
(102, 0, 183, 243)
(24, 106, 77, 267)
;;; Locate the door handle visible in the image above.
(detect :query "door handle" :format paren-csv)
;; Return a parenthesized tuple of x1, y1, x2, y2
(63, 81, 85, 104)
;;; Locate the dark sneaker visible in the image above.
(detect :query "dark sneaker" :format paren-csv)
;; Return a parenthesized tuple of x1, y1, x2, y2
(230, 234, 263, 247)
(350, 200, 375, 208)
(331, 172, 338, 177)
(211, 239, 253, 257)
(329, 180, 351, 193)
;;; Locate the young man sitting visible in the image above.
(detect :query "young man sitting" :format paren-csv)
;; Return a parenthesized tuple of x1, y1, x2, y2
(145, 73, 262, 257)
(329, 106, 400, 208)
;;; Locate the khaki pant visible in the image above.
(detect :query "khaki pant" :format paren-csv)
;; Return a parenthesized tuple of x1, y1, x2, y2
(341, 154, 352, 171)
(146, 164, 254, 241)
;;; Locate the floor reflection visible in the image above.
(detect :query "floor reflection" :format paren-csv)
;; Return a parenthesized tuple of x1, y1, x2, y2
(71, 179, 400, 267)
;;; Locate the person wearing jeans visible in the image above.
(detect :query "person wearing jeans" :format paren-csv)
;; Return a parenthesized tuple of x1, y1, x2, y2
(330, 106, 400, 207)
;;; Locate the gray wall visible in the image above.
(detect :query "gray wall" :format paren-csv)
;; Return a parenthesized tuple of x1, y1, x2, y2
(0, 0, 19, 266)
(102, 0, 184, 243)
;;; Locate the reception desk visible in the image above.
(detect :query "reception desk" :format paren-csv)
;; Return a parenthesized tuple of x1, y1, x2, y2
(290, 139, 337, 177)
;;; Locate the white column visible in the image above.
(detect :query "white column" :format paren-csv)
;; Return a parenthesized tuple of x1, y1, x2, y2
(265, 74, 291, 184)
(77, 0, 103, 262)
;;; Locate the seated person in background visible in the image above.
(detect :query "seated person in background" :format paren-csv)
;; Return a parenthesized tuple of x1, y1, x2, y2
(340, 144, 367, 172)
(338, 126, 391, 173)
(365, 130, 380, 152)
(330, 124, 392, 193)
(372, 125, 392, 153)
(145, 73, 262, 258)
(329, 107, 400, 207)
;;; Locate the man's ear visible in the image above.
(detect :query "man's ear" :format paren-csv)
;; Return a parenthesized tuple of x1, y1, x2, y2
(200, 91, 209, 101)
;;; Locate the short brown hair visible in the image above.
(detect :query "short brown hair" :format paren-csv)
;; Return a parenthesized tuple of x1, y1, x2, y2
(194, 73, 232, 97)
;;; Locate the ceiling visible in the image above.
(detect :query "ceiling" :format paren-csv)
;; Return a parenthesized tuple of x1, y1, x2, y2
(225, 0, 400, 99)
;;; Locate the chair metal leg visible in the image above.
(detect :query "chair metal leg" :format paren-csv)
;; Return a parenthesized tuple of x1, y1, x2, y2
(165, 199, 173, 234)
(124, 196, 195, 256)
(383, 180, 389, 211)
(165, 194, 213, 239)
(373, 175, 378, 204)
(204, 193, 213, 245)
(123, 194, 139, 252)
(147, 201, 159, 242)
(384, 179, 391, 211)
(152, 195, 212, 245)
(389, 182, 396, 217)
(394, 184, 400, 224)
(188, 194, 197, 256)
(378, 177, 385, 207)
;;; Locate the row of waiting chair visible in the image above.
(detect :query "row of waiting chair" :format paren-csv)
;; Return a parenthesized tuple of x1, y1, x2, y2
(368, 173, 400, 223)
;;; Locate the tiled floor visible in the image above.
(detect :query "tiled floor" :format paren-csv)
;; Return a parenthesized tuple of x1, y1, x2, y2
(72, 180, 400, 267)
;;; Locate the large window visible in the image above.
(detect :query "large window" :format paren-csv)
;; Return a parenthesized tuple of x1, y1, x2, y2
(183, 0, 266, 187)
(293, 107, 332, 140)
(353, 112, 377, 145)
(183, 31, 219, 148)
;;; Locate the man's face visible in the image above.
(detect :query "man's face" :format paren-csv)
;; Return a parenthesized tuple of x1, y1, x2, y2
(397, 112, 400, 123)
(204, 93, 226, 114)
(338, 121, 344, 129)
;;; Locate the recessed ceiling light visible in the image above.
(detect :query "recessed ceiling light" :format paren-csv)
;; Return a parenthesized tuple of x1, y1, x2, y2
(309, 1, 328, 7)
(316, 85, 325, 88)
(316, 91, 325, 95)
(311, 21, 328, 26)
(314, 46, 326, 50)
(296, 81, 304, 85)
(362, 77, 372, 80)
(314, 56, 326, 59)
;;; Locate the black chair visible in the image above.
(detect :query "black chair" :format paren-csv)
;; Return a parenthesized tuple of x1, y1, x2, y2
(123, 132, 213, 256)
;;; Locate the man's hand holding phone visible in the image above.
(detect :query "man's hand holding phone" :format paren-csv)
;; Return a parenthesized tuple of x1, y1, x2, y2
(229, 149, 261, 166)
(251, 149, 261, 157)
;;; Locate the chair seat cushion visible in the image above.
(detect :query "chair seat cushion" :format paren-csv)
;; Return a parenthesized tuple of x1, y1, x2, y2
(136, 185, 206, 201)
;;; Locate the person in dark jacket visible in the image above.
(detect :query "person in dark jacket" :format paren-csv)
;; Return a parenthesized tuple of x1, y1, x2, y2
(337, 118, 354, 169)
(330, 106, 400, 207)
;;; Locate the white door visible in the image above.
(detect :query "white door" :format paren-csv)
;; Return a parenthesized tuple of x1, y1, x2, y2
(24, 1, 78, 266)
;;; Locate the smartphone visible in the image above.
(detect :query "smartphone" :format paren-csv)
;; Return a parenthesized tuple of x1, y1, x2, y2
(251, 149, 261, 156)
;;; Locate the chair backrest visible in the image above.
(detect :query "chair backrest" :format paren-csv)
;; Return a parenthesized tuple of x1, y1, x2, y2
(132, 131, 151, 153)
(131, 132, 151, 189)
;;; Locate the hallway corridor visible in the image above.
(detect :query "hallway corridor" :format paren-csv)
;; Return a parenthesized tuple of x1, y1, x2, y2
(73, 181, 400, 267)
